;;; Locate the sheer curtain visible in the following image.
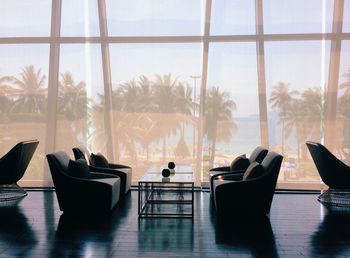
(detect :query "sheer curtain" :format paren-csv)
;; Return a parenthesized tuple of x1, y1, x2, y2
(0, 0, 349, 189)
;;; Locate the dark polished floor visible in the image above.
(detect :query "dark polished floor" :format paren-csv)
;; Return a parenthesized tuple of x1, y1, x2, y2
(0, 190, 350, 258)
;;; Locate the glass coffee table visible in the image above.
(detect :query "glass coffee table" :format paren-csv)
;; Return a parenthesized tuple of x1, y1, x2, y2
(138, 171, 194, 218)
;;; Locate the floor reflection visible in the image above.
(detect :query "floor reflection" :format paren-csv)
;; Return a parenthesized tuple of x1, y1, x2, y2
(215, 215, 279, 258)
(50, 213, 115, 258)
(311, 207, 350, 257)
(0, 206, 37, 256)
(138, 218, 194, 252)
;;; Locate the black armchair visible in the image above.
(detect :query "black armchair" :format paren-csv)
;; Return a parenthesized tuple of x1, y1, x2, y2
(46, 151, 121, 214)
(306, 141, 350, 207)
(306, 141, 350, 189)
(211, 151, 283, 217)
(0, 140, 39, 204)
(72, 146, 132, 196)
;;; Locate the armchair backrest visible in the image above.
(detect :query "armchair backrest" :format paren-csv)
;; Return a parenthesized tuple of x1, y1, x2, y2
(0, 140, 39, 184)
(249, 146, 268, 163)
(46, 151, 72, 211)
(306, 141, 350, 189)
(72, 146, 91, 163)
(259, 151, 284, 213)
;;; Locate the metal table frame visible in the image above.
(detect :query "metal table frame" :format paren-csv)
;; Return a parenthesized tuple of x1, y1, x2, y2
(138, 174, 194, 218)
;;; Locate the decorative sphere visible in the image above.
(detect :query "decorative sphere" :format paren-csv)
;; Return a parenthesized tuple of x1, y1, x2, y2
(162, 168, 170, 177)
(168, 162, 176, 169)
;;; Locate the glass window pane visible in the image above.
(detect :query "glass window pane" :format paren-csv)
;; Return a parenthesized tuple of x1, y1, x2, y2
(106, 0, 205, 36)
(0, 0, 51, 37)
(264, 0, 334, 34)
(344, 0, 350, 32)
(265, 41, 331, 187)
(205, 42, 260, 184)
(109, 43, 202, 183)
(210, 0, 256, 35)
(61, 0, 100, 36)
(57, 44, 105, 155)
(0, 44, 49, 186)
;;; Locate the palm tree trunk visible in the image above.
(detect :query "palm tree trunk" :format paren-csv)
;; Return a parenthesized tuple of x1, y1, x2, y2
(209, 125, 217, 168)
(296, 130, 300, 162)
(210, 138, 217, 169)
(182, 121, 185, 136)
(282, 119, 285, 155)
(114, 136, 120, 162)
(132, 144, 137, 163)
(162, 137, 166, 162)
(146, 144, 149, 161)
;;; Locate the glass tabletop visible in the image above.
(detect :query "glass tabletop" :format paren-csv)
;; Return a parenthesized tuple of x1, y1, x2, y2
(145, 164, 194, 174)
(139, 172, 194, 183)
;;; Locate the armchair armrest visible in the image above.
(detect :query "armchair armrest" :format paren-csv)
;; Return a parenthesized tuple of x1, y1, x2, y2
(211, 170, 246, 179)
(210, 170, 245, 194)
(90, 172, 118, 179)
(109, 163, 131, 170)
(209, 166, 230, 172)
(221, 174, 244, 181)
(89, 165, 127, 178)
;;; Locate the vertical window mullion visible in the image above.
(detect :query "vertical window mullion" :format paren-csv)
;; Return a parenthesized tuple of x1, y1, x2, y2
(255, 0, 269, 148)
(198, 0, 212, 184)
(324, 0, 344, 149)
(98, 0, 115, 161)
(44, 0, 62, 186)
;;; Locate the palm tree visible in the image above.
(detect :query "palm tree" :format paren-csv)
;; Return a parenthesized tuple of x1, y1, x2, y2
(11, 65, 46, 114)
(56, 72, 89, 149)
(284, 87, 323, 161)
(300, 87, 323, 140)
(153, 73, 178, 112)
(269, 82, 298, 155)
(135, 75, 157, 160)
(284, 98, 303, 161)
(205, 87, 236, 168)
(58, 72, 87, 121)
(174, 81, 193, 133)
(152, 73, 182, 161)
(173, 81, 193, 159)
(138, 75, 156, 112)
(118, 80, 140, 112)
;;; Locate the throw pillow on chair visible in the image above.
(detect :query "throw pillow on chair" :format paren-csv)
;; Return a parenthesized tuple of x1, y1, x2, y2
(90, 152, 109, 168)
(68, 158, 91, 179)
(243, 161, 264, 180)
(230, 154, 250, 171)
